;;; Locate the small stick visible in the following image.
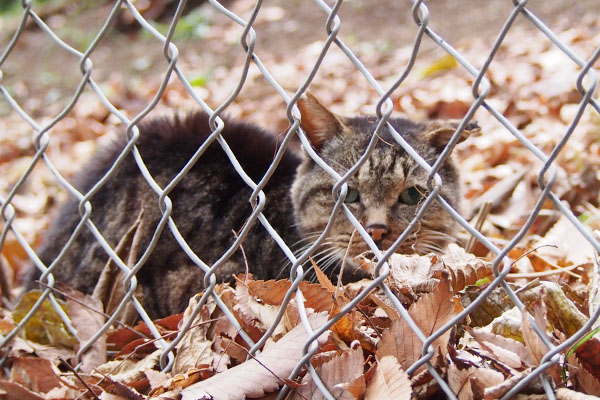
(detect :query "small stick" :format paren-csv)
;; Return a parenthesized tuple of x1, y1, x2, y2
(36, 280, 142, 337)
(465, 201, 492, 254)
(336, 228, 357, 298)
(58, 356, 100, 400)
(0, 255, 13, 305)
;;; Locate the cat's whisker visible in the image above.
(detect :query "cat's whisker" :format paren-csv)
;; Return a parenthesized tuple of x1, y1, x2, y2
(307, 246, 345, 282)
(279, 241, 343, 279)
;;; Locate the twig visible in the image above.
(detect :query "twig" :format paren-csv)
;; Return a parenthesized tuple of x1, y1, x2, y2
(336, 228, 357, 297)
(506, 244, 582, 280)
(220, 338, 302, 388)
(0, 254, 13, 304)
(95, 318, 219, 388)
(58, 356, 101, 400)
(465, 201, 492, 254)
(353, 303, 382, 339)
(36, 280, 143, 338)
(232, 229, 250, 281)
(506, 263, 582, 280)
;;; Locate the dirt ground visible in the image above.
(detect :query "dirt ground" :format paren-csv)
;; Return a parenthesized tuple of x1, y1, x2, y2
(2, 0, 600, 120)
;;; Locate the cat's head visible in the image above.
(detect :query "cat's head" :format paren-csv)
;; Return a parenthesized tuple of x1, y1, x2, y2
(291, 93, 479, 279)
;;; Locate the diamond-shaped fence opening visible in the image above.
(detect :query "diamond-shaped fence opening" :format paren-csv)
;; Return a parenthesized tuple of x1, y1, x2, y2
(1, 0, 600, 398)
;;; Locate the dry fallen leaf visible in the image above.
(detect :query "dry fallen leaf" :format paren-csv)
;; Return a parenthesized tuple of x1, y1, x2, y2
(96, 349, 161, 385)
(293, 341, 365, 400)
(567, 354, 600, 397)
(0, 380, 45, 400)
(3, 3, 600, 400)
(12, 291, 77, 348)
(520, 296, 562, 384)
(364, 355, 411, 400)
(531, 214, 595, 269)
(467, 327, 534, 369)
(377, 278, 459, 372)
(447, 363, 504, 400)
(9, 357, 62, 394)
(247, 279, 335, 312)
(65, 288, 107, 374)
(172, 294, 222, 375)
(573, 337, 600, 384)
(181, 312, 329, 400)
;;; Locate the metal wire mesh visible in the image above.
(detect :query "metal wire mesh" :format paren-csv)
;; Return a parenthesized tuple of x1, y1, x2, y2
(1, 0, 599, 398)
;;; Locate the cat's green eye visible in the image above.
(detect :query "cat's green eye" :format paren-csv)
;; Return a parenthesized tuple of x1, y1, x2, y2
(399, 186, 424, 205)
(344, 188, 360, 203)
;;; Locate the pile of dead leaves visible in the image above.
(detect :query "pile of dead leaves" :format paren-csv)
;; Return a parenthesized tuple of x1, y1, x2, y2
(2, 1, 600, 399)
(1, 242, 600, 399)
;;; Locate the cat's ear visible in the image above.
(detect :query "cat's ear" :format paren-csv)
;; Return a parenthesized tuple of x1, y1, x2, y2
(424, 119, 480, 151)
(297, 92, 346, 151)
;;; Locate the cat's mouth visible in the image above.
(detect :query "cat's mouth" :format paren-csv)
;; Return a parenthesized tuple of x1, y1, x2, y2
(343, 227, 456, 258)
(290, 228, 455, 282)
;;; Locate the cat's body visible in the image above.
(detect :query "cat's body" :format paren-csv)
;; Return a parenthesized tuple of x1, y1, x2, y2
(29, 95, 476, 319)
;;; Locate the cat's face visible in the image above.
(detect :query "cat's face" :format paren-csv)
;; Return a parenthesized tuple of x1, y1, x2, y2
(291, 94, 478, 278)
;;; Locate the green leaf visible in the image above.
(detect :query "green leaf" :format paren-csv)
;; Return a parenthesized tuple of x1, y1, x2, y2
(12, 290, 77, 348)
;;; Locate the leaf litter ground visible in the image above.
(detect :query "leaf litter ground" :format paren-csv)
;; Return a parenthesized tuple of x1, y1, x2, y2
(1, 2, 600, 399)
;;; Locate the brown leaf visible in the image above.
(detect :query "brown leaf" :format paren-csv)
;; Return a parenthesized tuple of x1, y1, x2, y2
(294, 342, 365, 400)
(376, 315, 422, 371)
(0, 380, 45, 400)
(106, 313, 182, 355)
(246, 279, 334, 312)
(384, 247, 492, 298)
(92, 207, 146, 325)
(483, 369, 533, 399)
(235, 282, 294, 340)
(448, 363, 504, 400)
(521, 296, 561, 383)
(533, 214, 595, 269)
(467, 327, 535, 368)
(144, 368, 170, 391)
(468, 168, 527, 218)
(573, 337, 600, 383)
(96, 372, 145, 400)
(568, 353, 600, 396)
(9, 357, 62, 393)
(436, 244, 494, 292)
(181, 312, 329, 400)
(148, 368, 207, 398)
(408, 278, 460, 355)
(8, 335, 75, 361)
(556, 387, 600, 400)
(385, 253, 440, 297)
(312, 257, 338, 294)
(521, 297, 552, 364)
(97, 349, 161, 385)
(65, 288, 107, 374)
(172, 293, 222, 375)
(364, 356, 411, 400)
(173, 339, 215, 376)
(377, 278, 459, 372)
(447, 363, 476, 400)
(369, 292, 401, 320)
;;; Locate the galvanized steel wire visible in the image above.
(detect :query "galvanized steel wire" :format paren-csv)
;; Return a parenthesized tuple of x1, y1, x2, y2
(1, 0, 599, 398)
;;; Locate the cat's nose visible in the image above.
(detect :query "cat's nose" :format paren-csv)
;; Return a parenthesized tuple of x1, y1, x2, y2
(366, 224, 389, 244)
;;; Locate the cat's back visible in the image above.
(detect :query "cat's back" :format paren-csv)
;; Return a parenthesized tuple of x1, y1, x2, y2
(77, 112, 300, 193)
(33, 111, 302, 318)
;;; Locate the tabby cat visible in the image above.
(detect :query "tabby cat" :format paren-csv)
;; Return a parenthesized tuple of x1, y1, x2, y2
(29, 94, 477, 318)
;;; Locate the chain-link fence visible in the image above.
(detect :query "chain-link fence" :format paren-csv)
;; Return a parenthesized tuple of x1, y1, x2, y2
(1, 0, 600, 398)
